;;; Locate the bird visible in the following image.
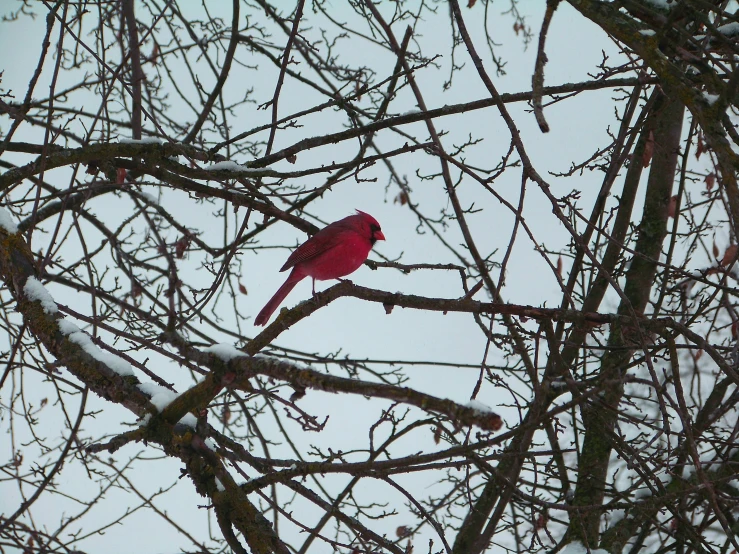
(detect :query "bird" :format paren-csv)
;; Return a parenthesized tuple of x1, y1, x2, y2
(254, 210, 385, 326)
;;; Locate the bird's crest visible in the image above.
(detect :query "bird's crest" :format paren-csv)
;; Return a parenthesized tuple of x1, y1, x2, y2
(355, 209, 380, 226)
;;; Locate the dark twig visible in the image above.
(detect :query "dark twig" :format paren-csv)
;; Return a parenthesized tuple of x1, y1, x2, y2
(183, 0, 240, 143)
(263, 0, 306, 157)
(532, 0, 560, 133)
(122, 0, 144, 139)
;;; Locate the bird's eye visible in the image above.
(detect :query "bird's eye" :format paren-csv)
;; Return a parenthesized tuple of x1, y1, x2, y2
(370, 224, 381, 233)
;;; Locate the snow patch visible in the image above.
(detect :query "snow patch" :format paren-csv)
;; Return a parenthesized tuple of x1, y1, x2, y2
(138, 382, 178, 411)
(59, 321, 134, 376)
(24, 277, 58, 314)
(137, 381, 198, 428)
(253, 353, 283, 363)
(215, 477, 225, 491)
(137, 382, 173, 404)
(178, 413, 198, 428)
(639, 29, 656, 36)
(0, 208, 19, 234)
(207, 160, 255, 172)
(702, 92, 720, 105)
(204, 343, 247, 362)
(57, 319, 81, 335)
(466, 400, 494, 414)
(119, 137, 164, 144)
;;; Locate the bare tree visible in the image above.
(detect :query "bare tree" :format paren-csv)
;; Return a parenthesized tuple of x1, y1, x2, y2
(2, 1, 739, 553)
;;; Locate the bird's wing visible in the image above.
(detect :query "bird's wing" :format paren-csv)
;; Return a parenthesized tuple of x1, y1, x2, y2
(279, 223, 350, 272)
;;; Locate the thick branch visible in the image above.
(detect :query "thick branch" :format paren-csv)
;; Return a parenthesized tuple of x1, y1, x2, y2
(566, 90, 684, 546)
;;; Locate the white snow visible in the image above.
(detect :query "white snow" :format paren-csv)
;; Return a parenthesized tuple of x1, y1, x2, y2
(215, 477, 225, 491)
(205, 437, 219, 451)
(119, 137, 164, 144)
(253, 353, 282, 363)
(24, 277, 58, 314)
(178, 413, 197, 428)
(59, 320, 134, 376)
(639, 29, 656, 36)
(204, 343, 247, 362)
(137, 382, 176, 410)
(702, 92, 720, 105)
(136, 382, 199, 428)
(717, 22, 739, 36)
(207, 161, 252, 172)
(57, 319, 81, 335)
(465, 400, 494, 413)
(561, 541, 609, 554)
(0, 207, 19, 234)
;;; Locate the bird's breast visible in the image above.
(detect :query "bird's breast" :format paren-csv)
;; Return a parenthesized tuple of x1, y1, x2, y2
(301, 235, 371, 281)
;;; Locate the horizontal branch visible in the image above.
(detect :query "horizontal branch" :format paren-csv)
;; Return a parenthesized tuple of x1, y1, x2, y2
(248, 76, 654, 168)
(250, 281, 739, 387)
(161, 332, 504, 432)
(1, 77, 651, 191)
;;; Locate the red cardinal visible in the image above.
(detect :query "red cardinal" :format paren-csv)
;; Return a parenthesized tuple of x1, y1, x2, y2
(254, 210, 385, 326)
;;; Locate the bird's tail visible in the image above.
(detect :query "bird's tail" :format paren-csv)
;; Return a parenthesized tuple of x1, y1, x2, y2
(254, 270, 304, 326)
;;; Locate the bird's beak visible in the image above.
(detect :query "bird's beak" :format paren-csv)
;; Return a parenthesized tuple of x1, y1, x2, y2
(375, 230, 386, 241)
